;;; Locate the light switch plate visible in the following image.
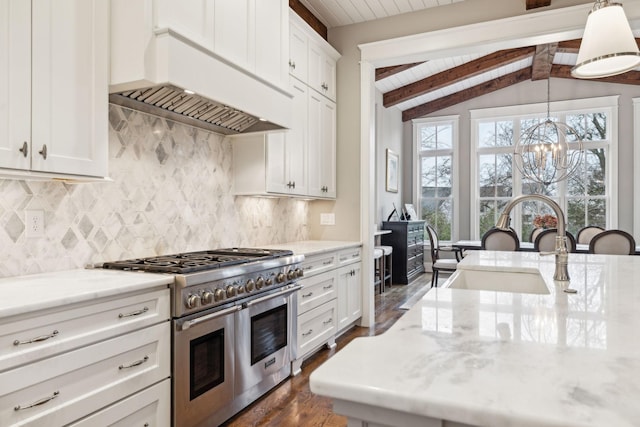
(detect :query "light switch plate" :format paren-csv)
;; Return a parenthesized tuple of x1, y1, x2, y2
(320, 213, 335, 225)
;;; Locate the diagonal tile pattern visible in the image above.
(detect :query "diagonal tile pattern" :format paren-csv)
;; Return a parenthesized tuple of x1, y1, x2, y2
(0, 105, 309, 278)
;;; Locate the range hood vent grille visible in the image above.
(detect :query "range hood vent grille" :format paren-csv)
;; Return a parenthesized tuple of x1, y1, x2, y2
(109, 84, 284, 135)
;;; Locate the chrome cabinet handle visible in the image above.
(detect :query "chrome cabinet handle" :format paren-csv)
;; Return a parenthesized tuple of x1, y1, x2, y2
(119, 355, 149, 370)
(323, 284, 333, 290)
(322, 260, 332, 265)
(119, 306, 149, 318)
(289, 60, 296, 70)
(321, 83, 328, 91)
(302, 292, 313, 298)
(19, 141, 28, 158)
(14, 330, 59, 346)
(39, 144, 47, 159)
(302, 329, 313, 337)
(14, 391, 59, 411)
(323, 318, 333, 325)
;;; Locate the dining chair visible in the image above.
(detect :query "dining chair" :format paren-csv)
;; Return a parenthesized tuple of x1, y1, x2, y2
(588, 229, 636, 255)
(481, 228, 520, 251)
(576, 225, 605, 245)
(425, 225, 461, 288)
(533, 229, 576, 253)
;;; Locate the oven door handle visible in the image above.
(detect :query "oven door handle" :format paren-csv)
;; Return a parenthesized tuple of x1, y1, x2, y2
(245, 284, 302, 307)
(179, 305, 241, 331)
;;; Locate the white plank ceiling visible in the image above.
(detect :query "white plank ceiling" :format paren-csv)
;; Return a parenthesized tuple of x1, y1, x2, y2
(299, 0, 465, 28)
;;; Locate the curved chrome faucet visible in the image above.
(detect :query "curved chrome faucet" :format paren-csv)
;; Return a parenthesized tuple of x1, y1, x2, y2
(496, 194, 570, 281)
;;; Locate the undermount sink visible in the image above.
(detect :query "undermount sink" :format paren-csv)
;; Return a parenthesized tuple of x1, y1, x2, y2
(444, 269, 550, 294)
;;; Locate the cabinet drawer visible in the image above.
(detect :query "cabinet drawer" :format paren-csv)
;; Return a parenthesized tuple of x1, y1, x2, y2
(337, 247, 361, 265)
(298, 272, 337, 315)
(297, 300, 337, 358)
(300, 252, 337, 277)
(0, 322, 170, 427)
(68, 378, 170, 427)
(0, 288, 170, 372)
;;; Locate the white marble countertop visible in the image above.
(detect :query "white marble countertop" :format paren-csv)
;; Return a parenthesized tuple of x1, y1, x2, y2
(0, 268, 173, 319)
(262, 240, 361, 257)
(310, 250, 640, 426)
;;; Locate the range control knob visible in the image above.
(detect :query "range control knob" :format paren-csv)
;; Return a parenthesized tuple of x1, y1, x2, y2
(237, 285, 245, 294)
(255, 277, 265, 289)
(201, 290, 214, 305)
(186, 294, 200, 309)
(295, 268, 304, 278)
(214, 289, 225, 302)
(287, 270, 296, 280)
(246, 279, 255, 292)
(226, 285, 237, 298)
(276, 272, 286, 283)
(265, 277, 274, 287)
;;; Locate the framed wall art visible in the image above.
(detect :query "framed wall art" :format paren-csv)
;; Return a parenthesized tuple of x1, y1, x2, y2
(385, 149, 399, 193)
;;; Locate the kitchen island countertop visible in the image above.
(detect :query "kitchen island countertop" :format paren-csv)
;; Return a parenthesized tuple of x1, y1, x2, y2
(0, 268, 173, 319)
(263, 240, 361, 257)
(310, 250, 640, 427)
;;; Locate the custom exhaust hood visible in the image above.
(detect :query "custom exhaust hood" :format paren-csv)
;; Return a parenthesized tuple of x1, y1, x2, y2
(109, 24, 293, 135)
(109, 84, 284, 135)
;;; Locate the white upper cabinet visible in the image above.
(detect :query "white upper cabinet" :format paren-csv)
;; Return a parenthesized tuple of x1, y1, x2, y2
(308, 91, 336, 198)
(289, 12, 339, 102)
(0, 0, 108, 179)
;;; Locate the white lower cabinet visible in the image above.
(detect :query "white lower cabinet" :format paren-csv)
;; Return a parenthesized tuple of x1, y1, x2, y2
(292, 246, 361, 374)
(0, 287, 171, 427)
(68, 379, 170, 427)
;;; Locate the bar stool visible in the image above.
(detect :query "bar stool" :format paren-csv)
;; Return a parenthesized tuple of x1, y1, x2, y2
(378, 245, 393, 291)
(373, 247, 384, 294)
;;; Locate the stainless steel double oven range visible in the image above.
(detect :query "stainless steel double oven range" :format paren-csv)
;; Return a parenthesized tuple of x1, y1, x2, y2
(103, 248, 304, 427)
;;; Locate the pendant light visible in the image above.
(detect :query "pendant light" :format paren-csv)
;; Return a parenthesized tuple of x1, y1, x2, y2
(572, 1, 640, 79)
(515, 46, 584, 186)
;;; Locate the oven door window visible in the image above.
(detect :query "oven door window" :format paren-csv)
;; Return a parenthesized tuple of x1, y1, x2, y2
(190, 328, 225, 400)
(251, 304, 287, 365)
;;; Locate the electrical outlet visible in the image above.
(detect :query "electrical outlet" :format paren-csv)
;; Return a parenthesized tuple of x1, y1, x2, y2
(320, 213, 335, 225)
(25, 210, 45, 238)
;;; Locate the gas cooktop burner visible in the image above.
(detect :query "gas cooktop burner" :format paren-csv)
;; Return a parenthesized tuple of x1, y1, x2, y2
(103, 248, 293, 274)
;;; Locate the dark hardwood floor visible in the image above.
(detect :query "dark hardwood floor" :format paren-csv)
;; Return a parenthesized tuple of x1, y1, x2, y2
(222, 273, 432, 427)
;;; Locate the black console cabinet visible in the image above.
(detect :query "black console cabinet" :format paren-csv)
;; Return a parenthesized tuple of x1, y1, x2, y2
(381, 220, 425, 284)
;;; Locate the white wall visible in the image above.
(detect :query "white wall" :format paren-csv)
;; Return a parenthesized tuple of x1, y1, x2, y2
(375, 91, 404, 227)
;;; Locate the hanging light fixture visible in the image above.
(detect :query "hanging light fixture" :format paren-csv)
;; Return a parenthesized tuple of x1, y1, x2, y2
(572, 0, 640, 79)
(515, 46, 585, 186)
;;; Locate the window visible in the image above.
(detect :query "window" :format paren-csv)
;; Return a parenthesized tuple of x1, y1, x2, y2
(470, 97, 618, 240)
(413, 116, 459, 241)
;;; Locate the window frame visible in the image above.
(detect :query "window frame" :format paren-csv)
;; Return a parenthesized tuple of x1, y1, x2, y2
(469, 96, 619, 240)
(413, 115, 460, 243)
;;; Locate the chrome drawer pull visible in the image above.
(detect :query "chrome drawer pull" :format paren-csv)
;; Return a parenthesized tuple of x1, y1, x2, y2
(323, 318, 333, 325)
(323, 285, 333, 290)
(14, 391, 59, 411)
(119, 355, 149, 370)
(302, 329, 313, 337)
(119, 306, 149, 318)
(13, 330, 59, 346)
(302, 292, 313, 298)
(322, 260, 333, 265)
(303, 266, 313, 271)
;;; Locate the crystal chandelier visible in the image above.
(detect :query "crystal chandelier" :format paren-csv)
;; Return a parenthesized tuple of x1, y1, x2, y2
(514, 47, 584, 186)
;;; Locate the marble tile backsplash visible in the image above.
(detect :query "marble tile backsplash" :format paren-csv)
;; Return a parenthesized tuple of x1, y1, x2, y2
(0, 105, 309, 278)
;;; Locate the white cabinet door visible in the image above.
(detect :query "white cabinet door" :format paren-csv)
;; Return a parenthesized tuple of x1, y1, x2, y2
(337, 263, 362, 331)
(289, 21, 308, 83)
(265, 132, 289, 194)
(0, 0, 31, 171)
(31, 0, 108, 177)
(255, 0, 288, 89)
(308, 40, 337, 102)
(286, 79, 308, 195)
(308, 91, 336, 198)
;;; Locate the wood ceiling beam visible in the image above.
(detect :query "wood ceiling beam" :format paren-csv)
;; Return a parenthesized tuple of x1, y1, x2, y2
(531, 43, 558, 81)
(526, 0, 552, 10)
(289, 0, 327, 40)
(402, 68, 533, 122)
(383, 46, 535, 108)
(375, 62, 425, 81)
(551, 64, 640, 84)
